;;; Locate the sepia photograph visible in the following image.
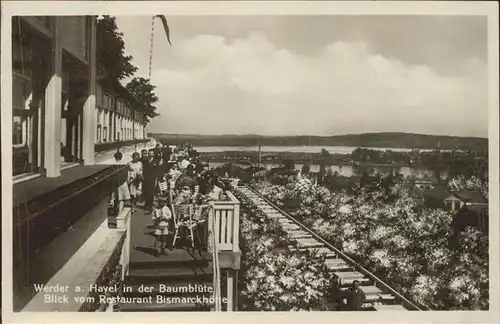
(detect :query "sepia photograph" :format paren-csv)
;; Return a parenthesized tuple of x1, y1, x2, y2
(1, 0, 499, 322)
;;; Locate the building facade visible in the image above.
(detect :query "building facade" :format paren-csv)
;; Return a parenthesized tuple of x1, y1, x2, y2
(11, 15, 150, 312)
(12, 16, 148, 179)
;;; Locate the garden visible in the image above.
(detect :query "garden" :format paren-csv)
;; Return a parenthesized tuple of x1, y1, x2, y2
(232, 188, 336, 311)
(247, 175, 489, 310)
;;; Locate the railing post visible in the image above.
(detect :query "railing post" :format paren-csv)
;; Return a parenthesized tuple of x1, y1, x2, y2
(208, 204, 214, 253)
(233, 202, 240, 252)
(234, 270, 239, 310)
(226, 269, 234, 312)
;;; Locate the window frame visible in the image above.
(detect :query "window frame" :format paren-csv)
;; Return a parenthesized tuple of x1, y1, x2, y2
(12, 72, 33, 148)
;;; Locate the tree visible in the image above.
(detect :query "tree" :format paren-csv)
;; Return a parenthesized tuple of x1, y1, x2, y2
(320, 148, 331, 159)
(126, 77, 159, 123)
(97, 16, 138, 81)
(319, 148, 330, 184)
(282, 159, 295, 172)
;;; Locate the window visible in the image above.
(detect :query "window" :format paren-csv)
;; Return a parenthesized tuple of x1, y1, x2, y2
(103, 93, 108, 109)
(107, 95, 110, 110)
(96, 125, 101, 143)
(61, 70, 69, 112)
(97, 109, 102, 126)
(97, 86, 102, 107)
(100, 89, 105, 106)
(13, 116, 25, 146)
(12, 42, 33, 147)
(13, 32, 44, 176)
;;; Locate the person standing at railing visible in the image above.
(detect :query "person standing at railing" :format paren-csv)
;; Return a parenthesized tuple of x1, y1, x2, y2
(206, 176, 223, 201)
(343, 280, 366, 311)
(109, 148, 131, 213)
(127, 152, 143, 214)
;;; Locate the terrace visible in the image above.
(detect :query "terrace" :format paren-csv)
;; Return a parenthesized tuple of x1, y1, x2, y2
(15, 164, 242, 312)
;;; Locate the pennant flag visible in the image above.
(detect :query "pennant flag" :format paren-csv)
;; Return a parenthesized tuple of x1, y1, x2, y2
(155, 15, 172, 45)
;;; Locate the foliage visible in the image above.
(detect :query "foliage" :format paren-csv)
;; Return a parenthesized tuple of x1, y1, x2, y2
(447, 175, 488, 198)
(282, 159, 295, 171)
(301, 164, 311, 174)
(252, 179, 489, 310)
(97, 16, 138, 81)
(233, 189, 334, 311)
(126, 77, 160, 123)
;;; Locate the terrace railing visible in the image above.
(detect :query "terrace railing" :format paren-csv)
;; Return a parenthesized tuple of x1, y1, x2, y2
(246, 184, 425, 311)
(208, 191, 240, 253)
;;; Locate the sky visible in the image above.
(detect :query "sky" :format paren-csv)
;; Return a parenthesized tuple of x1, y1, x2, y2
(115, 15, 488, 137)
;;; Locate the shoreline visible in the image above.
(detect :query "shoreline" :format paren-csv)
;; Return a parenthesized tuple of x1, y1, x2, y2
(205, 159, 443, 169)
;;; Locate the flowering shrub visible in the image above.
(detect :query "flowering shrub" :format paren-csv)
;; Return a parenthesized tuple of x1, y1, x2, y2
(251, 179, 489, 310)
(233, 188, 334, 311)
(447, 175, 488, 198)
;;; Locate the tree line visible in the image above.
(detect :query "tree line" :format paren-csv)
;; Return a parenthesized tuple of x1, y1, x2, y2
(97, 16, 159, 123)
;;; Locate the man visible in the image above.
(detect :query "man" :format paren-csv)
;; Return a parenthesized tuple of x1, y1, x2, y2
(162, 145, 171, 164)
(344, 280, 366, 311)
(142, 149, 160, 213)
(140, 149, 148, 163)
(197, 166, 212, 194)
(175, 164, 198, 191)
(188, 145, 198, 159)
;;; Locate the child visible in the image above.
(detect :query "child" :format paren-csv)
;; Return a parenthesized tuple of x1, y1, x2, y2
(173, 186, 192, 205)
(152, 197, 172, 256)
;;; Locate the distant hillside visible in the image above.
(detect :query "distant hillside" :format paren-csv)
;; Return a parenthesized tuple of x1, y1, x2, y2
(149, 132, 488, 151)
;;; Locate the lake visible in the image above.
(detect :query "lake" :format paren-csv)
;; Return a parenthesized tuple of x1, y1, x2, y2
(209, 161, 449, 180)
(196, 145, 441, 154)
(200, 145, 448, 179)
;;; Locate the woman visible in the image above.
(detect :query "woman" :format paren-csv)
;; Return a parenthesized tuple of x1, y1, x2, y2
(176, 164, 198, 191)
(167, 163, 181, 181)
(206, 176, 223, 201)
(109, 149, 131, 213)
(127, 152, 143, 213)
(170, 148, 179, 163)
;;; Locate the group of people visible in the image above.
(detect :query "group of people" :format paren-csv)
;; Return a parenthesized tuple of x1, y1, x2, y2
(110, 142, 225, 255)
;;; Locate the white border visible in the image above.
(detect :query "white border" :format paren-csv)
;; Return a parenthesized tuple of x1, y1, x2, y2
(1, 1, 499, 324)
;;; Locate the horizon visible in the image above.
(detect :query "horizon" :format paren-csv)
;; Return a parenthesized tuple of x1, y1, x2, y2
(147, 131, 489, 140)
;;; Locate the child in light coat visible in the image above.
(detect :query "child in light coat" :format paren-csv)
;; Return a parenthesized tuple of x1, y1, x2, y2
(152, 197, 172, 256)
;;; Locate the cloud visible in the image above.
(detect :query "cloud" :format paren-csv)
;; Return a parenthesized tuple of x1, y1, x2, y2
(146, 32, 487, 137)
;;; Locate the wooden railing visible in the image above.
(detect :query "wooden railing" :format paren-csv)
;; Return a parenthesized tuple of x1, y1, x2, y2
(246, 184, 425, 311)
(208, 191, 240, 253)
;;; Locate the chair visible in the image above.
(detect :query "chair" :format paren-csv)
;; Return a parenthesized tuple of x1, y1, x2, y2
(158, 179, 168, 193)
(172, 204, 201, 249)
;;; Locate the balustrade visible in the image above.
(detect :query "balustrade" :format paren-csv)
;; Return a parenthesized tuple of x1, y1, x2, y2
(208, 191, 240, 253)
